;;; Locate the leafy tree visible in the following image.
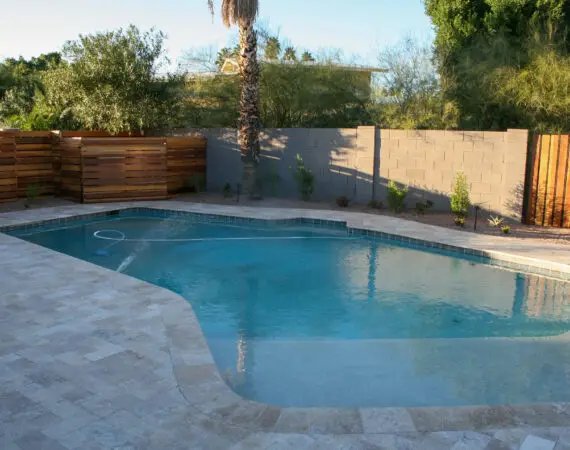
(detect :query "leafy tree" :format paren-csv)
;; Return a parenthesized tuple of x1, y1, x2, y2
(0, 52, 64, 129)
(41, 25, 185, 133)
(371, 37, 458, 129)
(425, 0, 570, 131)
(215, 45, 239, 70)
(264, 37, 281, 60)
(282, 46, 297, 61)
(301, 51, 315, 62)
(208, 0, 262, 198)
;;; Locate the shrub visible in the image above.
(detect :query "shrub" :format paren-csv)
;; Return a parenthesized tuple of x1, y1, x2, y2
(415, 199, 434, 215)
(387, 181, 408, 213)
(222, 182, 232, 198)
(450, 172, 470, 218)
(336, 196, 350, 207)
(454, 216, 465, 227)
(501, 225, 511, 234)
(367, 199, 383, 209)
(291, 154, 314, 201)
(488, 215, 504, 227)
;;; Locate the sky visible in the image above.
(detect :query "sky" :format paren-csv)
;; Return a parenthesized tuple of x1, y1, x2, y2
(0, 0, 434, 67)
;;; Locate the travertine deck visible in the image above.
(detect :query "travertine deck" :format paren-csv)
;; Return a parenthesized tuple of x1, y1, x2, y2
(1, 201, 570, 450)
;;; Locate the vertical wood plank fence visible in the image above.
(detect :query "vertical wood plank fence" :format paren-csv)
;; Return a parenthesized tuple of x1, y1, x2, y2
(525, 134, 570, 227)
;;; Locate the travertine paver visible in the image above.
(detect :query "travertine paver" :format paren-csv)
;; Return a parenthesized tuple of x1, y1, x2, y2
(1, 200, 570, 449)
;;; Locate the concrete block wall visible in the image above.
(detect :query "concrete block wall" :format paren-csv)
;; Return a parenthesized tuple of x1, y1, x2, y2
(378, 129, 529, 218)
(169, 127, 529, 219)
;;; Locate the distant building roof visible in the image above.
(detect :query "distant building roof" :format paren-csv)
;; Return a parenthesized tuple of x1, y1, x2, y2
(220, 58, 387, 75)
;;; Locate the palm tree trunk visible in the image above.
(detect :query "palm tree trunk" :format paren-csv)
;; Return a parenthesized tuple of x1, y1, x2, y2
(237, 20, 261, 198)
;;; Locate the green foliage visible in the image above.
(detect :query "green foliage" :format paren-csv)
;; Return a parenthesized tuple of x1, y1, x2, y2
(282, 47, 297, 61)
(367, 199, 383, 209)
(260, 62, 371, 128)
(215, 45, 239, 70)
(488, 215, 505, 227)
(450, 172, 471, 217)
(501, 225, 512, 234)
(454, 216, 466, 227)
(185, 174, 206, 193)
(222, 182, 232, 197)
(301, 51, 315, 62)
(291, 154, 314, 201)
(26, 183, 40, 201)
(264, 37, 281, 60)
(415, 199, 434, 215)
(188, 58, 372, 128)
(386, 180, 408, 213)
(0, 53, 65, 129)
(43, 25, 185, 134)
(372, 37, 459, 129)
(336, 195, 350, 207)
(426, 0, 570, 132)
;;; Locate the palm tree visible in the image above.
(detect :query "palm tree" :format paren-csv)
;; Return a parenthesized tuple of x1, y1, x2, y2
(208, 0, 261, 197)
(282, 46, 297, 62)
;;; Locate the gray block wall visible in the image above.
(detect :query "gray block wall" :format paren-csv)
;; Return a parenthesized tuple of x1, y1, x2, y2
(168, 127, 529, 219)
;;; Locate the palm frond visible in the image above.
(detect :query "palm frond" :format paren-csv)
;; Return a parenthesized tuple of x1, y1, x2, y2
(221, 0, 259, 28)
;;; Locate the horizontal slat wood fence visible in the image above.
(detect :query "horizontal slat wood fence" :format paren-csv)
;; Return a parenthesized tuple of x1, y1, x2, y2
(0, 131, 17, 202)
(0, 131, 206, 204)
(80, 137, 168, 203)
(525, 134, 570, 227)
(166, 137, 207, 193)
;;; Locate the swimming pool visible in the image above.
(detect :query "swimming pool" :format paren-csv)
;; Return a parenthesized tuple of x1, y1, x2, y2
(7, 209, 570, 408)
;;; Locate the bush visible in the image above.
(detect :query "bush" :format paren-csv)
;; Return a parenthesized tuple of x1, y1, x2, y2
(222, 182, 232, 198)
(336, 196, 350, 207)
(291, 154, 314, 201)
(454, 216, 465, 228)
(415, 199, 434, 215)
(488, 215, 504, 227)
(367, 199, 383, 209)
(450, 172, 470, 218)
(387, 181, 408, 213)
(501, 225, 511, 235)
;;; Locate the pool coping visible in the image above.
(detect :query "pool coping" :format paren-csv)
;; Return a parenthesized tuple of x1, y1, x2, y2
(2, 200, 570, 435)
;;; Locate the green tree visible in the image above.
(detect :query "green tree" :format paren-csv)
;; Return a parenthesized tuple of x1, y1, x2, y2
(0, 52, 65, 129)
(41, 25, 184, 133)
(208, 0, 262, 198)
(301, 51, 315, 62)
(425, 0, 570, 131)
(264, 37, 281, 60)
(372, 37, 458, 129)
(215, 45, 240, 70)
(282, 46, 297, 61)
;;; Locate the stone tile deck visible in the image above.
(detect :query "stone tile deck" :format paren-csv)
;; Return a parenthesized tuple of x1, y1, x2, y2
(1, 200, 570, 449)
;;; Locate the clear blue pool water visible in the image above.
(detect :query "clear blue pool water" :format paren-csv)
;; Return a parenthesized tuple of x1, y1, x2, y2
(7, 211, 570, 407)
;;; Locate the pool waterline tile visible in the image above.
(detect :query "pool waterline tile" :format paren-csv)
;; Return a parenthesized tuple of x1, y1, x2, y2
(2, 205, 570, 281)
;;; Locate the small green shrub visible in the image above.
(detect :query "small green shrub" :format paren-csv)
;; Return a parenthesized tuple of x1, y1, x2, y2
(387, 181, 408, 213)
(336, 196, 350, 207)
(415, 199, 434, 215)
(222, 182, 232, 198)
(501, 225, 511, 234)
(291, 154, 314, 201)
(450, 172, 471, 217)
(488, 215, 504, 227)
(186, 174, 206, 193)
(367, 199, 383, 210)
(24, 183, 40, 208)
(454, 216, 465, 227)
